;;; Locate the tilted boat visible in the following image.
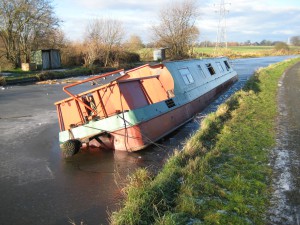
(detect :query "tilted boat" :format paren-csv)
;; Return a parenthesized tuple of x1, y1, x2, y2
(55, 57, 238, 157)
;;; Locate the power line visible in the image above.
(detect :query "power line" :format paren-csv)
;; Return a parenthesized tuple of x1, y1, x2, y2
(214, 0, 230, 51)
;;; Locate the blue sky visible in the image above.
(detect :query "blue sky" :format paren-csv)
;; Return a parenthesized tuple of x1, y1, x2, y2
(52, 0, 300, 44)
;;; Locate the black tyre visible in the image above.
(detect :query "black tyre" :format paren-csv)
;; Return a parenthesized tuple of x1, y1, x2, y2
(61, 139, 82, 158)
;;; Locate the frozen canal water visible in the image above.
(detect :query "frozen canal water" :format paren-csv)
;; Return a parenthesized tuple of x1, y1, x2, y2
(0, 55, 297, 225)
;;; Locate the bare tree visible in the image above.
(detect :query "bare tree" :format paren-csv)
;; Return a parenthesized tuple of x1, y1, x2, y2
(82, 39, 99, 67)
(152, 0, 199, 59)
(0, 0, 60, 68)
(274, 42, 289, 51)
(84, 18, 124, 67)
(60, 41, 85, 66)
(33, 28, 68, 50)
(290, 36, 300, 46)
(123, 34, 144, 51)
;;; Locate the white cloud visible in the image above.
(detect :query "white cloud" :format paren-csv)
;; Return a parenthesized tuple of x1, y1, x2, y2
(243, 30, 260, 34)
(70, 0, 168, 11)
(272, 30, 296, 35)
(53, 0, 300, 43)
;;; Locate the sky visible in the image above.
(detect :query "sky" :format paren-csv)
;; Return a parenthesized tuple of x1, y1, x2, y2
(52, 0, 300, 44)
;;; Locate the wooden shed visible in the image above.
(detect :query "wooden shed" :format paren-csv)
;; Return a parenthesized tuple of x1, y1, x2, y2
(31, 49, 61, 70)
(153, 48, 167, 61)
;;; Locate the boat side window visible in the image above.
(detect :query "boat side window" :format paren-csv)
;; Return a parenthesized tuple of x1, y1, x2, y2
(224, 60, 231, 71)
(197, 65, 206, 78)
(206, 63, 216, 75)
(178, 68, 194, 85)
(216, 62, 224, 73)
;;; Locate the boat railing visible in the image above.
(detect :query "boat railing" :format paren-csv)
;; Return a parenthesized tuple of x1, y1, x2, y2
(55, 66, 171, 131)
(55, 69, 124, 131)
(62, 69, 124, 114)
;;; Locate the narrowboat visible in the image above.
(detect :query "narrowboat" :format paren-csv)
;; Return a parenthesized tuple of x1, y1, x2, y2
(55, 57, 238, 157)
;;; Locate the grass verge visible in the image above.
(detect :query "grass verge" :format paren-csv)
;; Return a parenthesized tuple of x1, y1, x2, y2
(110, 57, 300, 225)
(137, 46, 300, 61)
(193, 46, 300, 59)
(1, 66, 117, 85)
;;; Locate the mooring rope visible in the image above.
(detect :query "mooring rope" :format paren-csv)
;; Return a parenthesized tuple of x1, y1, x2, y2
(116, 114, 168, 151)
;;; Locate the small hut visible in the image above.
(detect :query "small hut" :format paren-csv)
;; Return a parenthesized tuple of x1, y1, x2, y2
(31, 49, 61, 70)
(153, 48, 167, 61)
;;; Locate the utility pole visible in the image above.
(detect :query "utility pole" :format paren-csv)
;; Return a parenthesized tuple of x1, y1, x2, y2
(214, 0, 230, 53)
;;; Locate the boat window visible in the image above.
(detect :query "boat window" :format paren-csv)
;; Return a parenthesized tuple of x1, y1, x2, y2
(197, 65, 206, 78)
(216, 62, 224, 72)
(206, 63, 216, 75)
(179, 68, 194, 85)
(224, 60, 231, 71)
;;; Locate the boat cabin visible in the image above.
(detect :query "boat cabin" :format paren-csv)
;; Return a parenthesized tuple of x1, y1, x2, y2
(55, 64, 174, 131)
(55, 57, 235, 133)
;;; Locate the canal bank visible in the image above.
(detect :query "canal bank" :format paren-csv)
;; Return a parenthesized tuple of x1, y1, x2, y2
(0, 56, 298, 225)
(111, 57, 300, 224)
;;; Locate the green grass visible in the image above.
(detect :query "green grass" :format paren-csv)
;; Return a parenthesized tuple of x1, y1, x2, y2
(1, 66, 117, 85)
(193, 45, 300, 58)
(195, 46, 273, 53)
(228, 46, 274, 51)
(110, 57, 300, 225)
(195, 45, 300, 53)
(136, 46, 300, 61)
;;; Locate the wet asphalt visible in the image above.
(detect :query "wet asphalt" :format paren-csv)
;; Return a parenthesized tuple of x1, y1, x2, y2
(0, 55, 297, 225)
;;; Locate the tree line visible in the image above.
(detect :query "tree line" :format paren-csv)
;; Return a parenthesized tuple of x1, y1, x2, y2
(0, 0, 62, 68)
(199, 38, 300, 47)
(0, 0, 299, 70)
(0, 0, 200, 69)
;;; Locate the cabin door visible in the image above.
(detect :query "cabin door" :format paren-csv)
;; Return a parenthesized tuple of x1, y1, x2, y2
(119, 81, 149, 109)
(42, 51, 51, 69)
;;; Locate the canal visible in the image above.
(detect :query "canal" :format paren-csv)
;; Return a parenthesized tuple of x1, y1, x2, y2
(0, 56, 296, 225)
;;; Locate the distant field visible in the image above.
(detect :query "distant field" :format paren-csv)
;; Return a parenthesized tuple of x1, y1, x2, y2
(228, 46, 274, 51)
(194, 46, 273, 54)
(194, 45, 300, 54)
(138, 46, 300, 61)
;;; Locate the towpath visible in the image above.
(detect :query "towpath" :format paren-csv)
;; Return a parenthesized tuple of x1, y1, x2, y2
(269, 61, 300, 225)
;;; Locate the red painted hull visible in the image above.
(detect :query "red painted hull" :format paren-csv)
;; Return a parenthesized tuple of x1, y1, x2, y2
(89, 75, 238, 151)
